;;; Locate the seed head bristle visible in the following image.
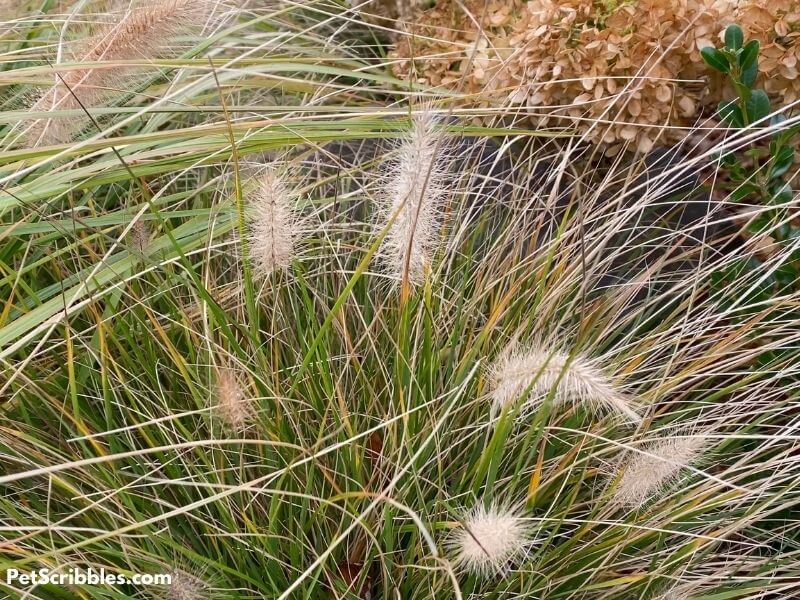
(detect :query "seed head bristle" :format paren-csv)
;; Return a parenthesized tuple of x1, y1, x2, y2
(24, 0, 217, 146)
(614, 435, 708, 508)
(164, 569, 209, 600)
(128, 220, 151, 255)
(376, 112, 449, 288)
(246, 168, 299, 279)
(446, 501, 534, 578)
(489, 343, 641, 422)
(213, 367, 252, 433)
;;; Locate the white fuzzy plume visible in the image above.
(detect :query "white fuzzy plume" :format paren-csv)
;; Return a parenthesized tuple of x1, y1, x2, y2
(614, 435, 708, 508)
(447, 501, 534, 578)
(375, 112, 449, 287)
(246, 168, 299, 279)
(489, 343, 641, 422)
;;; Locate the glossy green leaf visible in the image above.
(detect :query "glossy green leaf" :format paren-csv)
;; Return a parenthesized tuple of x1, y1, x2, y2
(739, 39, 760, 69)
(725, 24, 744, 51)
(701, 47, 730, 73)
(746, 90, 771, 123)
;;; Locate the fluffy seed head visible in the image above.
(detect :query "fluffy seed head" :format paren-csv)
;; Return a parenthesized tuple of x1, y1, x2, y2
(212, 367, 252, 432)
(447, 502, 533, 577)
(246, 168, 299, 278)
(489, 343, 641, 422)
(375, 112, 449, 287)
(164, 569, 208, 600)
(614, 435, 708, 508)
(24, 0, 216, 145)
(128, 220, 152, 255)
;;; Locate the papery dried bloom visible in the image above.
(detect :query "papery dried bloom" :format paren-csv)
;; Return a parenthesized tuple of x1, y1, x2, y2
(391, 1, 518, 91)
(375, 112, 449, 287)
(447, 501, 534, 577)
(349, 0, 430, 23)
(213, 367, 252, 432)
(246, 168, 299, 278)
(392, 0, 738, 152)
(24, 0, 217, 145)
(489, 343, 641, 422)
(736, 1, 800, 104)
(614, 435, 707, 507)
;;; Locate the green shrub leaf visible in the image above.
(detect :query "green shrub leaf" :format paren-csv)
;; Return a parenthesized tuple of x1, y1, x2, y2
(771, 146, 795, 178)
(746, 90, 771, 123)
(725, 24, 744, 51)
(718, 100, 744, 127)
(701, 47, 730, 73)
(739, 39, 760, 69)
(740, 40, 760, 86)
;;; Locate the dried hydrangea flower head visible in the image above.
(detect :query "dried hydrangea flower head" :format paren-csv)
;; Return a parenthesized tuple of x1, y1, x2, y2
(375, 112, 450, 289)
(391, 0, 738, 152)
(447, 501, 534, 577)
(349, 0, 431, 24)
(736, 1, 800, 103)
(613, 434, 708, 507)
(489, 342, 641, 423)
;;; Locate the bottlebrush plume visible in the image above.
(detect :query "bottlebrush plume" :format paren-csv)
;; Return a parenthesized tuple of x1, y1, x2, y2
(164, 569, 209, 600)
(24, 0, 216, 146)
(128, 220, 152, 255)
(447, 501, 534, 578)
(613, 435, 708, 508)
(212, 367, 252, 432)
(246, 168, 299, 279)
(489, 343, 641, 423)
(375, 112, 449, 288)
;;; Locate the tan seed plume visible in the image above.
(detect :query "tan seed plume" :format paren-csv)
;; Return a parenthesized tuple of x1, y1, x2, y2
(246, 168, 299, 279)
(213, 367, 252, 432)
(375, 112, 449, 288)
(164, 569, 209, 600)
(614, 435, 708, 508)
(490, 343, 641, 422)
(24, 0, 216, 146)
(446, 501, 534, 578)
(128, 220, 152, 255)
